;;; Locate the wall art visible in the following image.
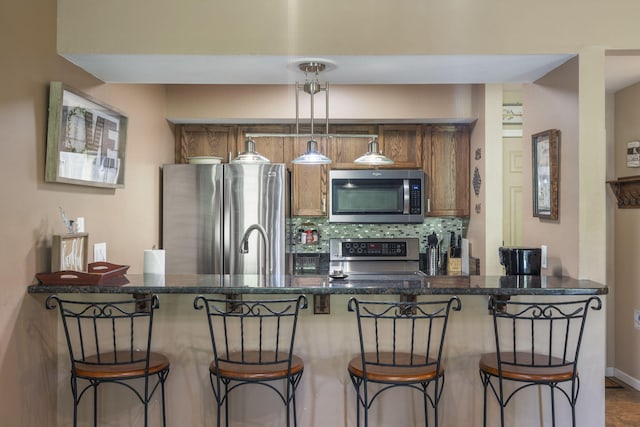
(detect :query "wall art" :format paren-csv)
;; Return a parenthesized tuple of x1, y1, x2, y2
(45, 82, 128, 188)
(532, 129, 560, 220)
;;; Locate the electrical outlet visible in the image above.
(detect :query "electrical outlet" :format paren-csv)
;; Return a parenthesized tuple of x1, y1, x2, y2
(541, 245, 548, 269)
(94, 242, 107, 262)
(635, 310, 640, 330)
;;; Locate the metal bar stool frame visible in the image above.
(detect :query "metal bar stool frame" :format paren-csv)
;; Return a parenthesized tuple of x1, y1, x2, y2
(347, 296, 462, 427)
(46, 294, 170, 427)
(194, 295, 308, 427)
(479, 296, 602, 427)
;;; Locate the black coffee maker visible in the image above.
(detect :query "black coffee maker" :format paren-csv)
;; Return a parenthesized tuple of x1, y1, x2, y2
(499, 247, 542, 275)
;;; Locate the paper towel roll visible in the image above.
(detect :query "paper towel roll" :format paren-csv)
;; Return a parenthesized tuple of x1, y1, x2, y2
(144, 249, 165, 275)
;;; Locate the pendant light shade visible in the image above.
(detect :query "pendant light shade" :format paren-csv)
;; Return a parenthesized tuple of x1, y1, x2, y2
(291, 139, 332, 164)
(354, 138, 394, 165)
(231, 138, 271, 164)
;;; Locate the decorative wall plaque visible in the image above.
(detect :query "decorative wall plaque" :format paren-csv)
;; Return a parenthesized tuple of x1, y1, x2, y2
(473, 167, 482, 196)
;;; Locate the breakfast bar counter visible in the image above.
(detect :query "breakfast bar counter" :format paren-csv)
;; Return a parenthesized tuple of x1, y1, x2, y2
(29, 275, 607, 427)
(27, 273, 607, 296)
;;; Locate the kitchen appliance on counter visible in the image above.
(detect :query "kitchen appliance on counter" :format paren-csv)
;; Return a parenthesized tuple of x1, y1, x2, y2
(328, 169, 425, 223)
(499, 246, 541, 275)
(162, 163, 288, 283)
(329, 237, 424, 279)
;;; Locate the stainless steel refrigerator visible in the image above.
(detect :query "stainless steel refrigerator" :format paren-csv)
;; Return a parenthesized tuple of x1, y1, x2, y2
(161, 163, 288, 284)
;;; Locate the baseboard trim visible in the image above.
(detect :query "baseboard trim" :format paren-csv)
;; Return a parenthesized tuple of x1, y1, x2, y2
(609, 367, 640, 391)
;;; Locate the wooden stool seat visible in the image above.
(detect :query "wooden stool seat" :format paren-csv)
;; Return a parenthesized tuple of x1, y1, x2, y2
(75, 350, 171, 380)
(479, 352, 575, 383)
(211, 351, 304, 381)
(348, 352, 442, 383)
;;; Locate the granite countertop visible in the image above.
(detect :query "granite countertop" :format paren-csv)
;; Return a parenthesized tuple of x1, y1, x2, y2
(27, 273, 608, 296)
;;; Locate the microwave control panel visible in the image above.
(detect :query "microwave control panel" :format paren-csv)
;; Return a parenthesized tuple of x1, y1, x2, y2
(409, 179, 422, 214)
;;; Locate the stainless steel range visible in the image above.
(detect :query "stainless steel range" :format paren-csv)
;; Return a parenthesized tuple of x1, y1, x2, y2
(329, 237, 424, 277)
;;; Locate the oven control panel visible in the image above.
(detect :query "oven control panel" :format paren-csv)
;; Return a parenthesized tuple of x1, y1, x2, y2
(330, 238, 419, 261)
(341, 241, 407, 257)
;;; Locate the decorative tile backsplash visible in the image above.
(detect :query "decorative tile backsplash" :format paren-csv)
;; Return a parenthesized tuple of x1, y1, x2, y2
(289, 217, 468, 254)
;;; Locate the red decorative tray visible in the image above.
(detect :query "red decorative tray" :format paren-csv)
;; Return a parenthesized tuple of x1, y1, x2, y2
(36, 262, 130, 286)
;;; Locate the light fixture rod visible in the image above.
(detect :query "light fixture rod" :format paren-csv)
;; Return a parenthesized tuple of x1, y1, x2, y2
(246, 133, 379, 139)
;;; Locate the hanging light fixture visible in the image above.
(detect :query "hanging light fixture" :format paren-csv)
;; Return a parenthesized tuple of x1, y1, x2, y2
(247, 59, 392, 166)
(354, 138, 394, 165)
(231, 138, 271, 164)
(292, 62, 332, 164)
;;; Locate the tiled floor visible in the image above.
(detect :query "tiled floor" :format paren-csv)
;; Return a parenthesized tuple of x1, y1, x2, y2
(606, 377, 640, 427)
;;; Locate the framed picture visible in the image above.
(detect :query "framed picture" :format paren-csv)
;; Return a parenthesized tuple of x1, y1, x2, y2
(45, 82, 127, 188)
(51, 233, 89, 272)
(502, 104, 523, 125)
(627, 141, 640, 167)
(532, 129, 560, 220)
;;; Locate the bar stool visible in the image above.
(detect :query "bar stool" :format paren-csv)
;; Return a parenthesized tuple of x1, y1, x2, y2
(46, 294, 170, 427)
(347, 296, 462, 427)
(194, 295, 308, 427)
(479, 296, 602, 427)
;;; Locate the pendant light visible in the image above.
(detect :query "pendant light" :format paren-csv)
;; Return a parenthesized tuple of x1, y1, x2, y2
(245, 59, 389, 165)
(231, 138, 271, 164)
(292, 62, 332, 164)
(354, 138, 394, 165)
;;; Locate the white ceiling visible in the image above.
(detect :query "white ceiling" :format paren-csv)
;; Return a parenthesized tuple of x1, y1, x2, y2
(63, 53, 640, 92)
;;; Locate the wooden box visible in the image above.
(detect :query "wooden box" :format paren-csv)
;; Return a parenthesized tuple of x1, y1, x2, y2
(51, 233, 89, 272)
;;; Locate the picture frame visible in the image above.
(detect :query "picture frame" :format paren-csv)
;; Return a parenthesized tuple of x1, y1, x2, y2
(51, 233, 89, 272)
(532, 129, 560, 220)
(502, 104, 523, 125)
(45, 82, 127, 188)
(627, 141, 640, 168)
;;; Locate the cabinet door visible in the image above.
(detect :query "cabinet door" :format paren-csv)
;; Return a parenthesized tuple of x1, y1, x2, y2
(424, 125, 470, 217)
(291, 138, 328, 216)
(176, 125, 237, 163)
(236, 125, 292, 164)
(328, 124, 378, 169)
(378, 124, 423, 169)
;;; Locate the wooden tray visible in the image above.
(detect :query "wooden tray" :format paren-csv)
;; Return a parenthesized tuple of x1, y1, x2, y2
(36, 262, 130, 286)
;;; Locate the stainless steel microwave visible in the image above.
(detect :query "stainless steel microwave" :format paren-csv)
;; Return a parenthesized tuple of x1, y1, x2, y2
(329, 169, 425, 223)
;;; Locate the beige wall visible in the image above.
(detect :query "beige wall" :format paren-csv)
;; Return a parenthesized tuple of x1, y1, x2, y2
(521, 58, 580, 277)
(467, 85, 487, 273)
(57, 0, 640, 55)
(165, 84, 475, 123)
(613, 82, 640, 383)
(0, 2, 175, 425)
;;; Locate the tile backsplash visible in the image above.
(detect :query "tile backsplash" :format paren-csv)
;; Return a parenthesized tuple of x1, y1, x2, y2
(289, 217, 468, 254)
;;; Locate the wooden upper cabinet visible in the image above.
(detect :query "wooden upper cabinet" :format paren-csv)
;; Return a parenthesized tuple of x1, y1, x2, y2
(377, 124, 423, 169)
(327, 124, 378, 169)
(175, 124, 237, 163)
(423, 125, 470, 217)
(236, 125, 293, 164)
(291, 137, 328, 217)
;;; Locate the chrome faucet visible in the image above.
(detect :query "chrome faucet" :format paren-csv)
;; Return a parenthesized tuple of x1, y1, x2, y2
(239, 224, 271, 285)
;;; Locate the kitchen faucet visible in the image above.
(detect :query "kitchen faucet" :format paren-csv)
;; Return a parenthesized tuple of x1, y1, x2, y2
(239, 224, 271, 286)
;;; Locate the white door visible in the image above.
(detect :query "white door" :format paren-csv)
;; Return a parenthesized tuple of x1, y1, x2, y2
(502, 136, 523, 246)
